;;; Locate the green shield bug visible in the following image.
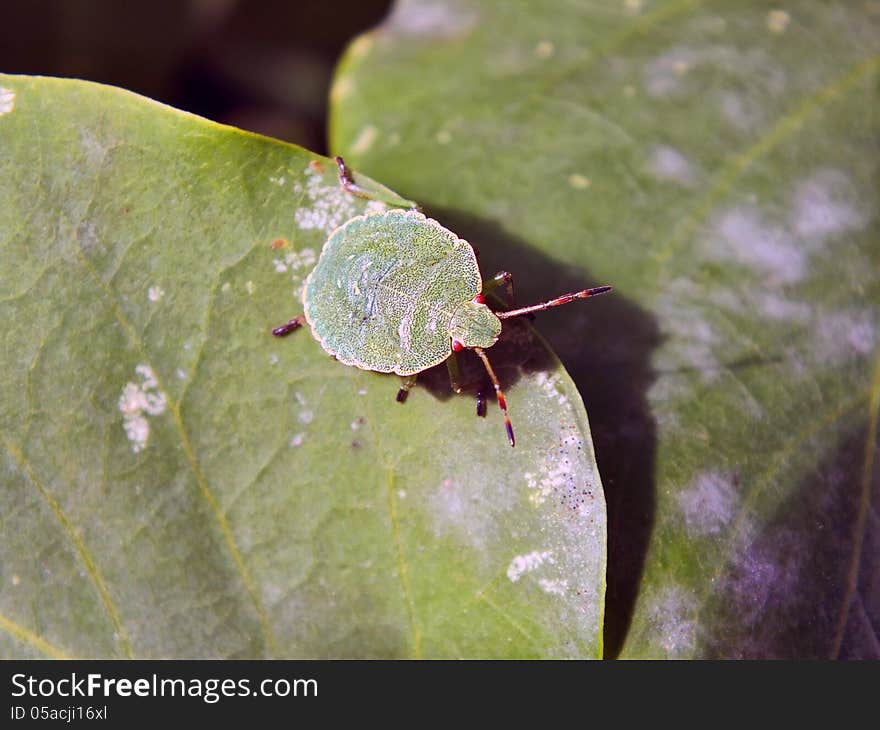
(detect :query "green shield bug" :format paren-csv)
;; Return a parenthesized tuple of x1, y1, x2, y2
(273, 157, 611, 447)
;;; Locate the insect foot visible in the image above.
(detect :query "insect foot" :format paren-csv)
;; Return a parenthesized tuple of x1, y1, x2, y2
(272, 316, 304, 337)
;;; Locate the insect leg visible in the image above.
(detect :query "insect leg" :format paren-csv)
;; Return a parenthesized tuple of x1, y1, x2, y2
(476, 389, 487, 418)
(447, 351, 487, 417)
(446, 351, 463, 394)
(335, 156, 420, 210)
(482, 271, 515, 308)
(335, 156, 372, 200)
(473, 348, 515, 447)
(396, 374, 418, 404)
(272, 316, 304, 337)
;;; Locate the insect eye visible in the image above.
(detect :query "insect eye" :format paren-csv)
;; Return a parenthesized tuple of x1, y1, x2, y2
(473, 294, 486, 304)
(451, 339, 464, 352)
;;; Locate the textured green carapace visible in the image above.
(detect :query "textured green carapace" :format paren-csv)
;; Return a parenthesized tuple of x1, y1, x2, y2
(303, 209, 501, 375)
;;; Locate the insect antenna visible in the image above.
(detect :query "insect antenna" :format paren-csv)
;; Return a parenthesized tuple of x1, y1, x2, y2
(494, 286, 612, 320)
(473, 347, 515, 447)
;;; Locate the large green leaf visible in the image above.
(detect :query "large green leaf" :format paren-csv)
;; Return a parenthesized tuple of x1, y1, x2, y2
(331, 0, 880, 658)
(0, 74, 605, 658)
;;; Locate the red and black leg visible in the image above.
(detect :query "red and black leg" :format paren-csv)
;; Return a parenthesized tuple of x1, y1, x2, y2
(482, 270, 515, 309)
(396, 374, 418, 404)
(335, 156, 372, 200)
(272, 316, 304, 337)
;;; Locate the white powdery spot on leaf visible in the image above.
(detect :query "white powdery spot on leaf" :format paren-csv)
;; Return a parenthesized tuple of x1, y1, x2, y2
(426, 477, 501, 555)
(274, 247, 317, 277)
(754, 292, 812, 322)
(815, 310, 875, 364)
(791, 169, 866, 243)
(708, 205, 806, 284)
(517, 395, 601, 522)
(643, 47, 700, 97)
(0, 87, 15, 115)
(653, 279, 722, 384)
(293, 163, 362, 234)
(708, 521, 806, 657)
(645, 585, 699, 658)
(533, 371, 569, 408)
(293, 391, 315, 425)
(646, 145, 696, 186)
(418, 368, 605, 650)
(707, 286, 745, 314)
(76, 221, 100, 255)
(506, 550, 554, 582)
(386, 0, 478, 38)
(364, 200, 388, 215)
(677, 470, 740, 536)
(118, 364, 167, 453)
(644, 46, 785, 99)
(538, 578, 569, 596)
(147, 285, 165, 303)
(718, 91, 763, 132)
(525, 457, 579, 508)
(521, 425, 592, 515)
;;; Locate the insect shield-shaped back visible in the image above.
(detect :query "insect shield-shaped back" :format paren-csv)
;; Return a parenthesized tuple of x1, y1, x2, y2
(302, 209, 483, 376)
(273, 157, 613, 447)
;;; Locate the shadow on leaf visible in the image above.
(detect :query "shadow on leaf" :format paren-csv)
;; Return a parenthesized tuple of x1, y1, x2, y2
(702, 422, 878, 659)
(421, 206, 662, 659)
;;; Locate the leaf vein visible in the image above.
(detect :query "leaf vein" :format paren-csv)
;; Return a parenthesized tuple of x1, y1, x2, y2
(0, 431, 133, 658)
(0, 611, 71, 659)
(71, 244, 279, 657)
(652, 53, 880, 269)
(384, 467, 423, 658)
(830, 349, 880, 658)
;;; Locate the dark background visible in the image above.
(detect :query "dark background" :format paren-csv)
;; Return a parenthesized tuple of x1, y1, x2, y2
(2, 0, 393, 153)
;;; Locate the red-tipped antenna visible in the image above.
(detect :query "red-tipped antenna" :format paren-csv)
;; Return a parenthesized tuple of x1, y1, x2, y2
(474, 347, 515, 447)
(495, 286, 612, 320)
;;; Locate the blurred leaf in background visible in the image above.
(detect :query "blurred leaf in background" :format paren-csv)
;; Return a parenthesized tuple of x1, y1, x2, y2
(331, 0, 879, 658)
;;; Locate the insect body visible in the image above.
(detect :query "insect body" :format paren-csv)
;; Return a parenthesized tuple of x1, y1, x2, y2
(273, 157, 611, 447)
